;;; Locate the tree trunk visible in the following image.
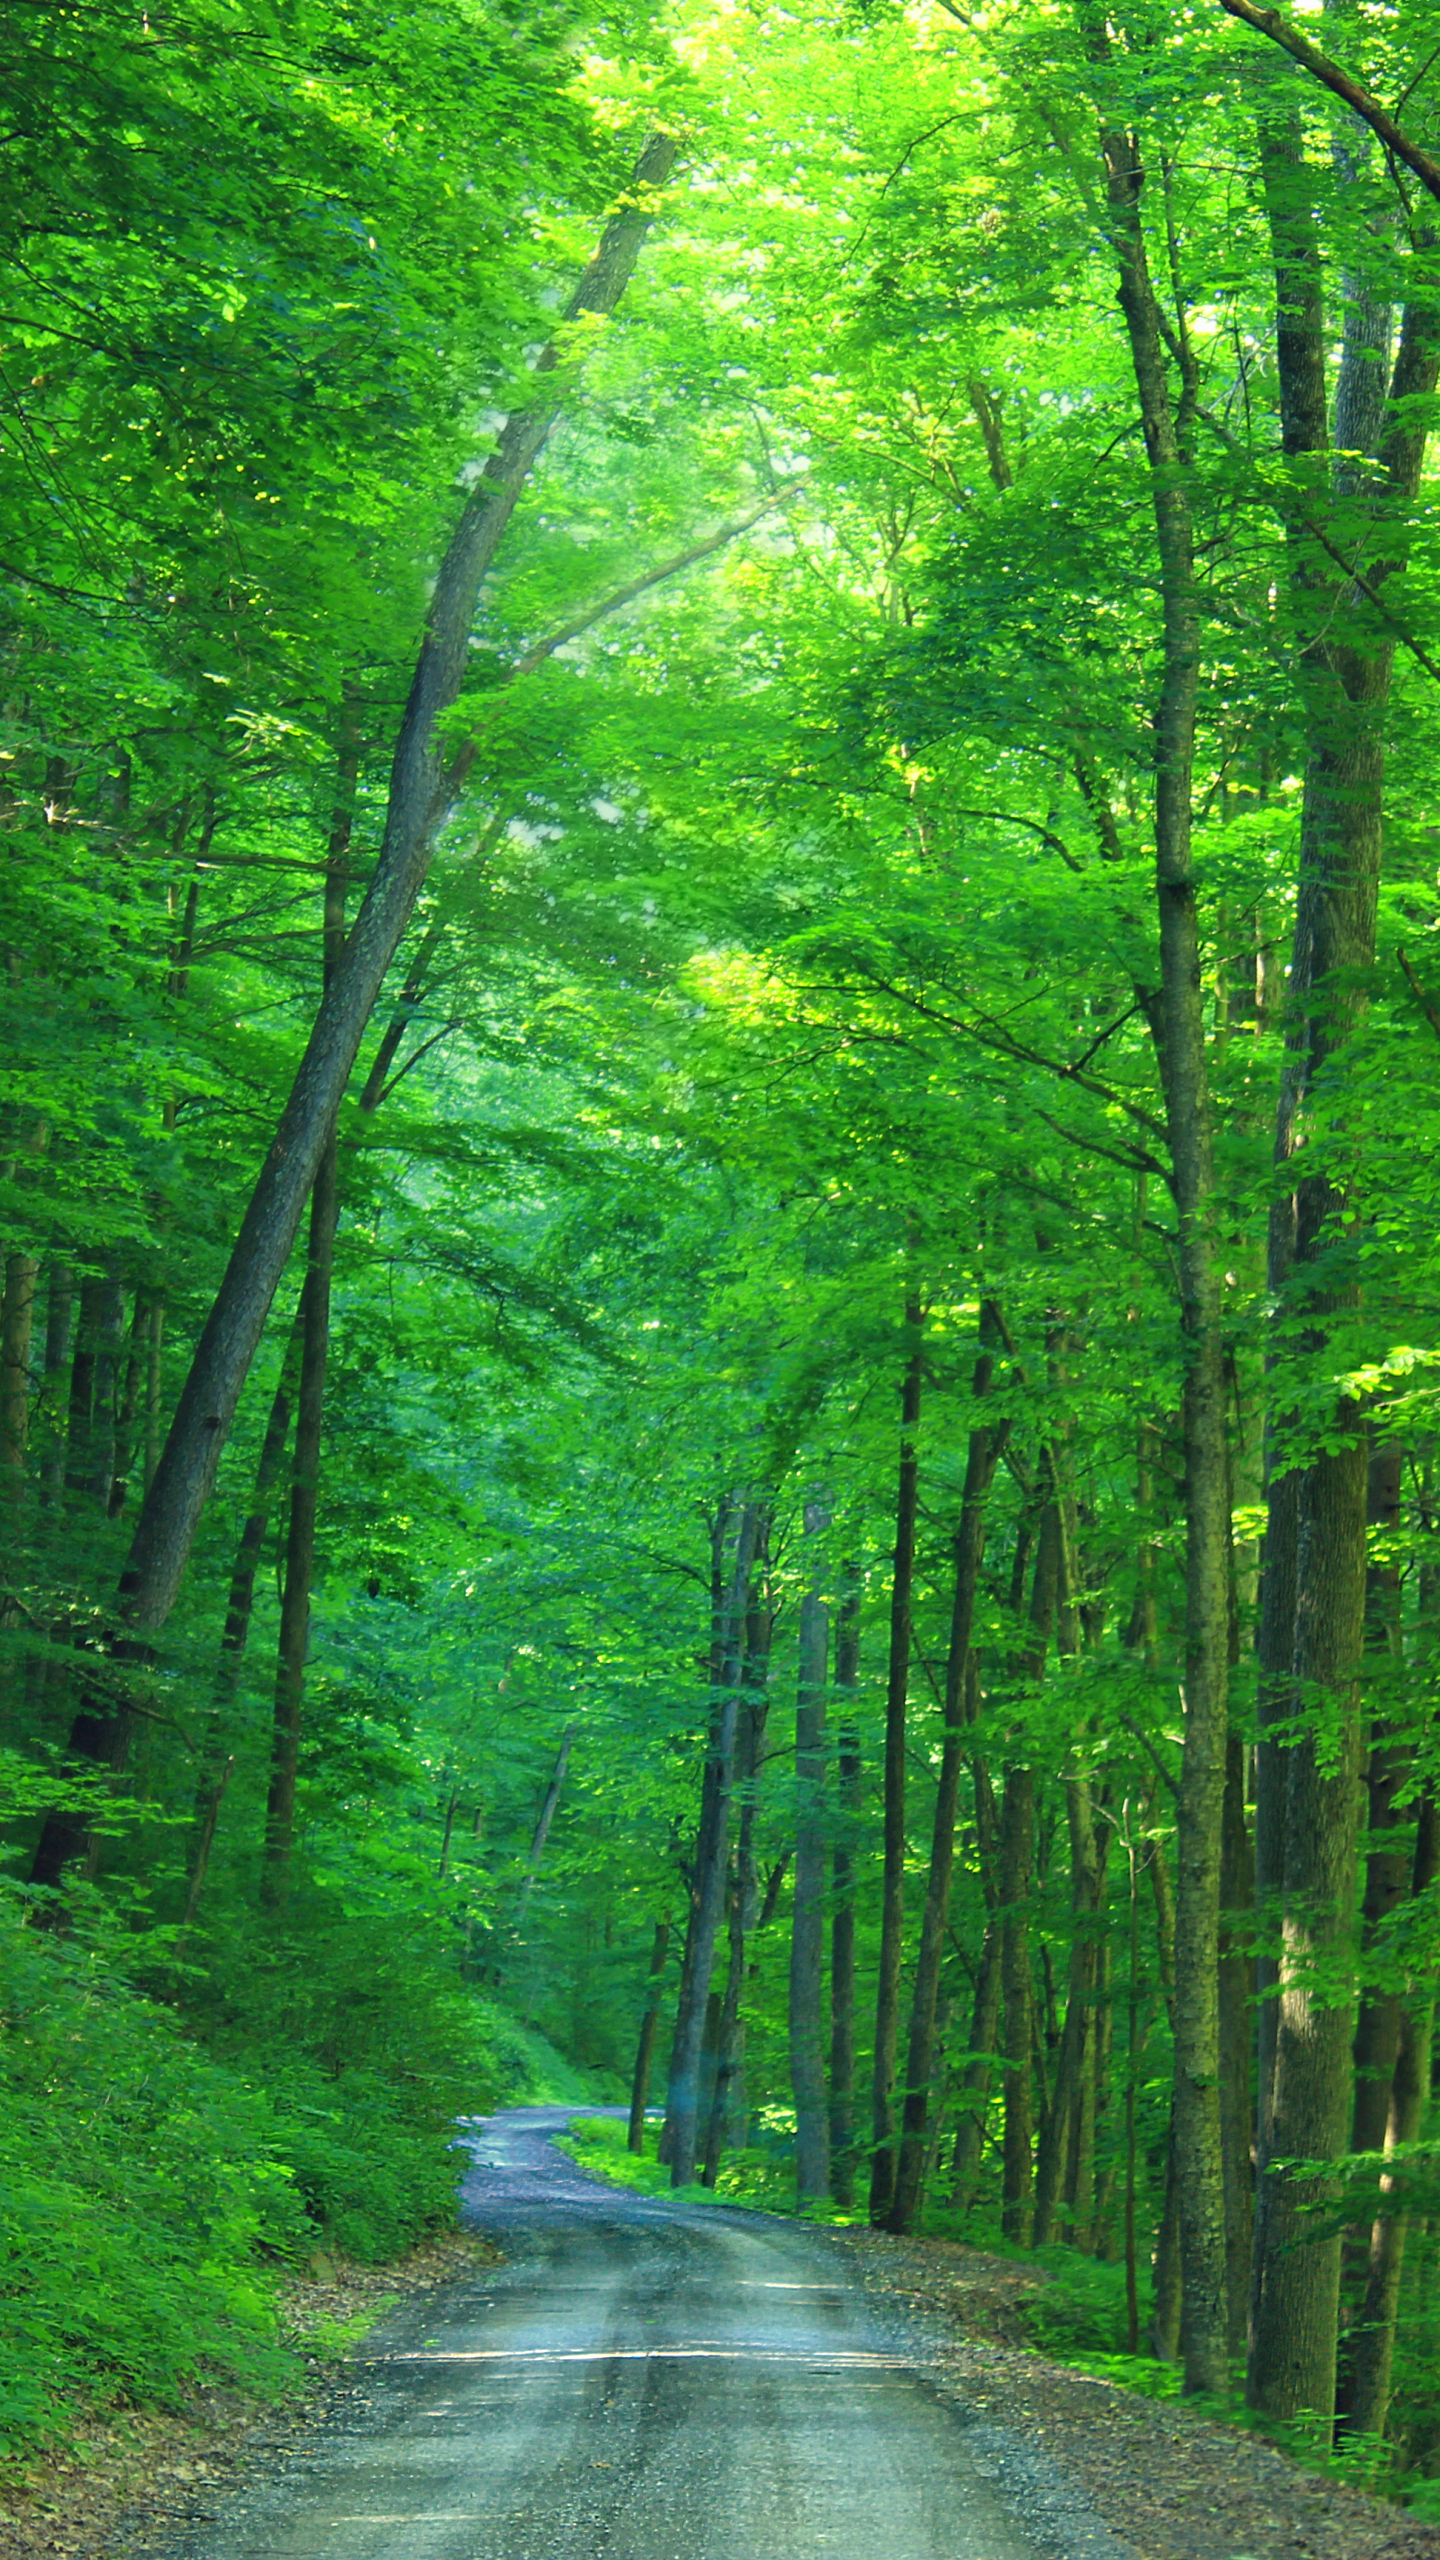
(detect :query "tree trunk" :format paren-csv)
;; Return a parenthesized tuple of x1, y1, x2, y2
(790, 1496, 831, 2208)
(261, 771, 352, 1909)
(37, 1265, 72, 1508)
(950, 1918, 1001, 2211)
(1219, 1728, 1255, 2353)
(628, 1914, 671, 2153)
(870, 1296, 924, 2224)
(1248, 117, 1439, 2423)
(103, 133, 681, 1644)
(1034, 1778, 1108, 2247)
(666, 1501, 763, 2188)
(703, 1605, 771, 2185)
(26, 144, 681, 1894)
(514, 1724, 579, 1928)
(828, 1564, 862, 2209)
(0, 1250, 38, 1500)
(889, 1313, 1005, 2232)
(1338, 1794, 1439, 2436)
(1000, 1500, 1057, 2246)
(1079, 44, 1233, 2390)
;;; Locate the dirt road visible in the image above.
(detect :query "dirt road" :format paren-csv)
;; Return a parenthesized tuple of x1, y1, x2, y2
(155, 2107, 1136, 2560)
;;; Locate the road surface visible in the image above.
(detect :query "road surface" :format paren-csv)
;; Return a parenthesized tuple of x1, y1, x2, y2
(158, 2107, 1131, 2560)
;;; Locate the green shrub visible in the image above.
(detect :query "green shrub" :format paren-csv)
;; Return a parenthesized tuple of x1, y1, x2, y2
(0, 1880, 305, 2454)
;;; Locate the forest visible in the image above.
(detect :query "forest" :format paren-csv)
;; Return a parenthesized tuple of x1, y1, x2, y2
(4, 0, 1440, 2522)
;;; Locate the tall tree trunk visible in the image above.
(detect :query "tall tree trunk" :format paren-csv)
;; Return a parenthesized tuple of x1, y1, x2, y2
(666, 1501, 763, 2188)
(1034, 1778, 1108, 2246)
(703, 1579, 773, 2181)
(889, 1312, 1005, 2233)
(790, 1497, 831, 2209)
(1249, 143, 1439, 2421)
(1000, 1498, 1057, 2245)
(870, 1296, 924, 2224)
(1079, 44, 1233, 2389)
(42, 134, 680, 1717)
(828, 1564, 862, 2209)
(261, 744, 354, 1908)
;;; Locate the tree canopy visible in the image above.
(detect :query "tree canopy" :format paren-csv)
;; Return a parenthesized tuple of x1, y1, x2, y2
(6, 0, 1440, 2510)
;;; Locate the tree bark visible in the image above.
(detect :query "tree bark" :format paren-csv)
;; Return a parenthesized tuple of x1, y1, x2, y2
(703, 1584, 773, 2184)
(26, 139, 681, 1895)
(110, 133, 681, 1639)
(1078, 46, 1233, 2389)
(889, 1312, 1005, 2233)
(1338, 1796, 1439, 2437)
(828, 1564, 862, 2208)
(628, 1914, 671, 2153)
(1249, 150, 1440, 2423)
(261, 748, 354, 1908)
(666, 1501, 763, 2188)
(869, 1296, 924, 2224)
(790, 1497, 831, 2209)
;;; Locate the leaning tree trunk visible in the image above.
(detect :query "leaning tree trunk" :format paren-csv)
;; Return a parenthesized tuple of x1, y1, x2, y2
(25, 136, 680, 1894)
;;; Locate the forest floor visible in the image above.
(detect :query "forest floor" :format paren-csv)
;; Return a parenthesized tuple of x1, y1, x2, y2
(0, 2234, 501, 2560)
(827, 2228, 1440, 2560)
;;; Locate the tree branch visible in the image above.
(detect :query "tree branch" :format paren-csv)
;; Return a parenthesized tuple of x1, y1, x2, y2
(1217, 0, 1440, 204)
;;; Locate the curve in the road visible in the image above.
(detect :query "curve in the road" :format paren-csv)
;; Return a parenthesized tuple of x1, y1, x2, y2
(154, 2105, 1137, 2560)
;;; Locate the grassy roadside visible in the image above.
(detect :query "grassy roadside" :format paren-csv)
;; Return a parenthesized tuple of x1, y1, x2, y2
(557, 2111, 856, 2220)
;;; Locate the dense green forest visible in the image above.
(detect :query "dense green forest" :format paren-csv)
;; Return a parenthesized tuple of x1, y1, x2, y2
(5, 0, 1440, 2514)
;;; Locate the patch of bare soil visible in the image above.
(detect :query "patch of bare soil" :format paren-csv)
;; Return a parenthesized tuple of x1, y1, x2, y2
(827, 2229, 1440, 2560)
(0, 2233, 499, 2560)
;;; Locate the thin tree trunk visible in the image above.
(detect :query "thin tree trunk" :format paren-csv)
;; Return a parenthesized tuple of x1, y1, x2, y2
(828, 1564, 862, 2208)
(1338, 1797, 1439, 2435)
(1219, 1727, 1255, 2353)
(870, 1296, 924, 2224)
(702, 1580, 772, 2182)
(514, 1724, 579, 1929)
(889, 1312, 1005, 2232)
(1034, 1778, 1108, 2247)
(1001, 1499, 1057, 2246)
(261, 748, 354, 1908)
(950, 1918, 1001, 2211)
(666, 1501, 763, 2188)
(790, 1496, 831, 2209)
(628, 1915, 671, 2152)
(37, 1265, 72, 1508)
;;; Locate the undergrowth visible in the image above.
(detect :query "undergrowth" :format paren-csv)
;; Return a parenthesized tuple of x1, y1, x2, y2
(0, 1868, 583, 2463)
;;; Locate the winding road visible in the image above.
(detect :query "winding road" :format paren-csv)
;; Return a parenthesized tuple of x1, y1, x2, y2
(159, 2108, 1132, 2560)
